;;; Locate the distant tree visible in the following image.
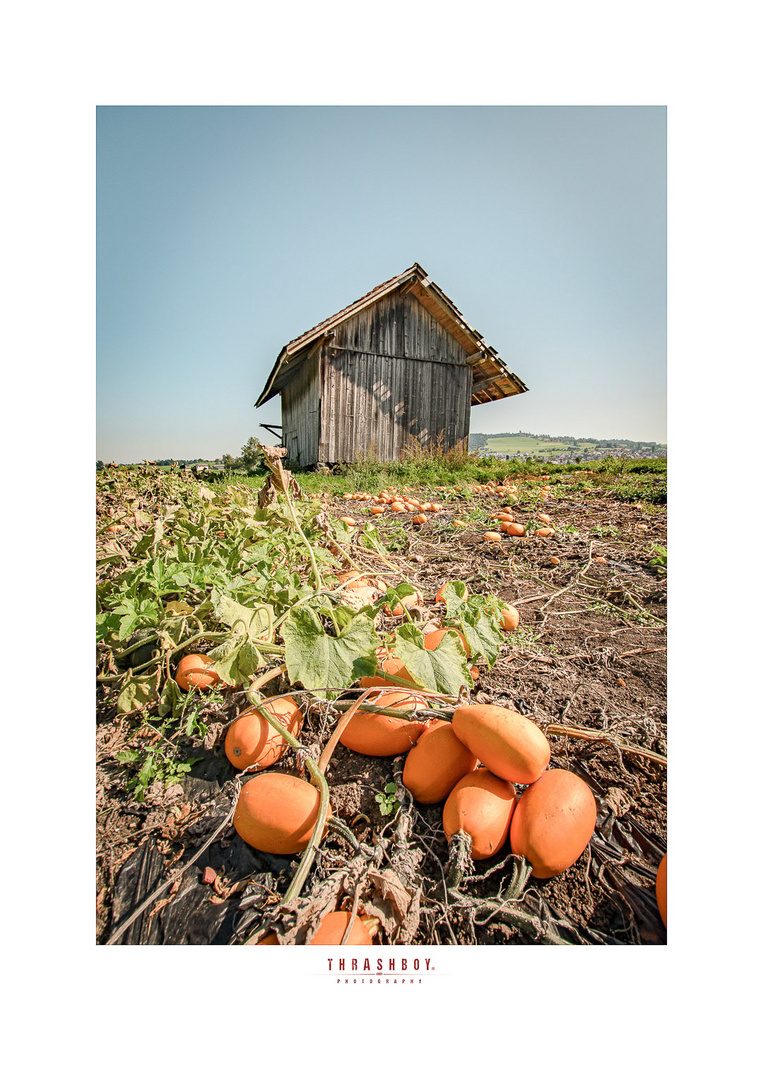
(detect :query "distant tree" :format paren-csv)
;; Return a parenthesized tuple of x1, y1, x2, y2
(222, 453, 239, 469)
(96, 460, 104, 471)
(240, 437, 263, 472)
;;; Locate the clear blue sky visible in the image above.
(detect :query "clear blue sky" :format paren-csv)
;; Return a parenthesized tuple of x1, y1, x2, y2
(96, 106, 666, 462)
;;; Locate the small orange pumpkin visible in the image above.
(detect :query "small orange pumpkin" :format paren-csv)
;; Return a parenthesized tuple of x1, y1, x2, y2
(176, 654, 220, 691)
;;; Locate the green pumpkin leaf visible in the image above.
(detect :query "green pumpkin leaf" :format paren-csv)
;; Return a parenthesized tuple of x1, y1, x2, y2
(439, 580, 469, 618)
(282, 607, 380, 698)
(382, 582, 419, 617)
(391, 623, 473, 695)
(212, 592, 274, 642)
(451, 608, 503, 668)
(115, 749, 141, 765)
(207, 636, 265, 686)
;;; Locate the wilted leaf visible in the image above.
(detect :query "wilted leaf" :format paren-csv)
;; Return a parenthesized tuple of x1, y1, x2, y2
(117, 672, 159, 714)
(362, 868, 421, 944)
(165, 600, 193, 616)
(157, 676, 183, 718)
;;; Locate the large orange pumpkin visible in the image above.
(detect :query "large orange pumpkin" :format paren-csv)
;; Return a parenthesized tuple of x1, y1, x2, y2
(339, 691, 429, 756)
(233, 772, 329, 854)
(451, 703, 550, 785)
(403, 720, 478, 804)
(509, 769, 597, 879)
(443, 768, 517, 860)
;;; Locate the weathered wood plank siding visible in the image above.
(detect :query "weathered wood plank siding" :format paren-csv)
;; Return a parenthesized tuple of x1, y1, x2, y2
(332, 291, 467, 365)
(280, 290, 475, 465)
(281, 352, 321, 466)
(319, 347, 471, 462)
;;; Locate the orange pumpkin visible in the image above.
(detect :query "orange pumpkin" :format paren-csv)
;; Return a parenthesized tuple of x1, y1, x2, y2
(451, 702, 550, 786)
(233, 772, 328, 855)
(509, 769, 597, 879)
(338, 691, 429, 756)
(225, 696, 303, 771)
(309, 911, 373, 945)
(424, 627, 470, 656)
(443, 767, 517, 860)
(359, 652, 415, 689)
(403, 720, 478, 804)
(385, 589, 423, 616)
(176, 653, 220, 691)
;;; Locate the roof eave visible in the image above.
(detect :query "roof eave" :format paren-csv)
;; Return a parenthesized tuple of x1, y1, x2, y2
(255, 345, 291, 408)
(254, 263, 529, 409)
(255, 264, 425, 408)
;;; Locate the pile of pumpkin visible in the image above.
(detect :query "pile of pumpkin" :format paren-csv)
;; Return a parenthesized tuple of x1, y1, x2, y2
(334, 482, 559, 542)
(337, 487, 444, 526)
(226, 692, 666, 943)
(228, 693, 597, 883)
(483, 506, 556, 544)
(223, 656, 609, 944)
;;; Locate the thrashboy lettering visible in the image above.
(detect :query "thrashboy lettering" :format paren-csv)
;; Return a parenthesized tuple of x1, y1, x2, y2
(327, 958, 432, 972)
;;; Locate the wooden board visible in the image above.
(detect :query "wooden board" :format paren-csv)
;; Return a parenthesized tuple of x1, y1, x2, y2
(281, 352, 321, 466)
(319, 347, 471, 463)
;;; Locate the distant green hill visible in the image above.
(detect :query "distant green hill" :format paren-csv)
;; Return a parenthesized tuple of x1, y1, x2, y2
(468, 431, 666, 459)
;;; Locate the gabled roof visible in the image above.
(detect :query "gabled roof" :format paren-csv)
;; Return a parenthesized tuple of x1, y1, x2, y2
(255, 263, 528, 407)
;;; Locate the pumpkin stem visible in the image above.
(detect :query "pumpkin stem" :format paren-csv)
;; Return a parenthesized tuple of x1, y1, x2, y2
(506, 855, 533, 899)
(283, 754, 331, 904)
(245, 662, 287, 699)
(279, 478, 324, 592)
(445, 830, 474, 890)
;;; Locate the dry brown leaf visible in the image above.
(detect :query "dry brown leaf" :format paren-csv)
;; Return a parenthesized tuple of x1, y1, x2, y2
(604, 787, 632, 818)
(362, 868, 421, 944)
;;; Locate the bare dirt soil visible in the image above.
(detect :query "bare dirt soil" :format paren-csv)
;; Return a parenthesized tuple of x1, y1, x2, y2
(97, 479, 667, 946)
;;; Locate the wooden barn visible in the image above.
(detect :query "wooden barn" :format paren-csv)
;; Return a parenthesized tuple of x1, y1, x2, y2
(255, 263, 528, 466)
